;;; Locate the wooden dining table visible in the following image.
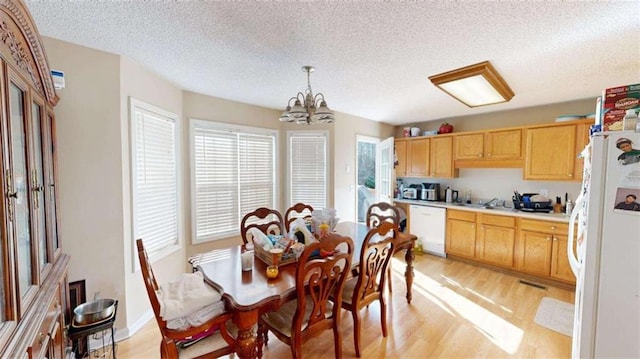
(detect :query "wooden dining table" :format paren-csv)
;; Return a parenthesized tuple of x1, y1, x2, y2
(196, 221, 417, 359)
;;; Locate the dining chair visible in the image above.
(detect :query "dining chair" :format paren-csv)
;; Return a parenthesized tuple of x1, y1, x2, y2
(284, 202, 314, 233)
(366, 202, 400, 291)
(136, 239, 236, 358)
(257, 233, 354, 359)
(240, 207, 285, 245)
(339, 221, 396, 357)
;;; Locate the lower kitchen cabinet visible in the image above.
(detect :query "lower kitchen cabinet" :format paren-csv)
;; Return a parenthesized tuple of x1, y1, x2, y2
(445, 210, 476, 258)
(517, 218, 576, 284)
(476, 214, 516, 268)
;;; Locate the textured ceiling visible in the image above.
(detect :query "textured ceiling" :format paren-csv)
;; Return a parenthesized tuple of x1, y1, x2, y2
(25, 0, 640, 126)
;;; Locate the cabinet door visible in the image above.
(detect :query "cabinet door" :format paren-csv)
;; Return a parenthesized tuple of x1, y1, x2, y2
(407, 138, 430, 177)
(30, 95, 50, 278)
(477, 224, 515, 268)
(551, 235, 576, 283)
(430, 136, 454, 177)
(6, 73, 37, 314)
(524, 125, 577, 180)
(485, 129, 522, 159)
(446, 218, 476, 258)
(454, 133, 484, 160)
(519, 230, 553, 276)
(394, 139, 407, 177)
(573, 122, 591, 182)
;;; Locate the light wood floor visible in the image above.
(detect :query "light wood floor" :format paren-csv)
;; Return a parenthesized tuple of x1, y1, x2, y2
(115, 253, 574, 358)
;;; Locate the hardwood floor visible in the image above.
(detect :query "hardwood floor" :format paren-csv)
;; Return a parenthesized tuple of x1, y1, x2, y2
(116, 253, 574, 358)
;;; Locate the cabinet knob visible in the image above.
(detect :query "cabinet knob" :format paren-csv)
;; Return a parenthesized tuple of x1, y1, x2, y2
(546, 236, 552, 241)
(553, 237, 557, 241)
(487, 153, 492, 157)
(551, 226, 556, 230)
(478, 153, 482, 157)
(568, 173, 573, 177)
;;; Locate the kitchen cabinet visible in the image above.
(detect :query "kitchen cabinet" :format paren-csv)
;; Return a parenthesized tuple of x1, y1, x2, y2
(517, 218, 575, 284)
(476, 213, 516, 268)
(0, 1, 69, 358)
(454, 128, 523, 168)
(574, 121, 591, 181)
(524, 120, 593, 181)
(394, 138, 407, 177)
(445, 209, 476, 259)
(430, 136, 457, 178)
(396, 135, 456, 178)
(407, 138, 430, 177)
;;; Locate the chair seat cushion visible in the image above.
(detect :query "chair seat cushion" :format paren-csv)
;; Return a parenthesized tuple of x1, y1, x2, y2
(341, 277, 357, 306)
(262, 296, 333, 338)
(177, 330, 229, 359)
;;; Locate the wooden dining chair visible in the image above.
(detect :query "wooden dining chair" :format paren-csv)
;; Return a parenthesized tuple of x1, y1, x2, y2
(240, 207, 285, 244)
(338, 221, 396, 357)
(284, 202, 314, 233)
(136, 239, 236, 358)
(366, 202, 400, 291)
(257, 233, 354, 359)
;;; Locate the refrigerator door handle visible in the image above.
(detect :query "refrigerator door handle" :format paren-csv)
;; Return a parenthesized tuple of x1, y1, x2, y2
(568, 192, 583, 276)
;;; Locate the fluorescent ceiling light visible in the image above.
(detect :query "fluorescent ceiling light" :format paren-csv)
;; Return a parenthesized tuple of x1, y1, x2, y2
(429, 61, 514, 107)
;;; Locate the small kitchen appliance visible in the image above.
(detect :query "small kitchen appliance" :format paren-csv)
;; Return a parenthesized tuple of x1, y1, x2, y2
(402, 188, 417, 200)
(422, 183, 441, 201)
(445, 187, 458, 203)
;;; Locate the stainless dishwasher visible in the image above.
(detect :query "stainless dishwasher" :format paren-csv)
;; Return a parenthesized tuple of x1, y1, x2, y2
(409, 205, 446, 257)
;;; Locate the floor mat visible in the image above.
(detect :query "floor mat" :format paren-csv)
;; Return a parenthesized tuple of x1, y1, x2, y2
(534, 297, 574, 337)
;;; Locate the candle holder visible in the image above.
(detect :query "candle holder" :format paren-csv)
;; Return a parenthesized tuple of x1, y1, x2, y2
(266, 248, 283, 279)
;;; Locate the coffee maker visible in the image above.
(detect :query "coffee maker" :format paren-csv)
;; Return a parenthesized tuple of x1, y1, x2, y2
(422, 183, 441, 201)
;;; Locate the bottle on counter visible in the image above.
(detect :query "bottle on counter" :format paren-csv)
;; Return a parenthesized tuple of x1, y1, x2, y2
(553, 197, 563, 213)
(565, 199, 573, 215)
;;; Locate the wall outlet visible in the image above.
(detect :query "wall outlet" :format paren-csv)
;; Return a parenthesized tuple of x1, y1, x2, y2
(539, 189, 549, 197)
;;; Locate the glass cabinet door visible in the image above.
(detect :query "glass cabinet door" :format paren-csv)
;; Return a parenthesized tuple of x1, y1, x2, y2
(6, 80, 35, 310)
(44, 112, 60, 255)
(31, 100, 48, 272)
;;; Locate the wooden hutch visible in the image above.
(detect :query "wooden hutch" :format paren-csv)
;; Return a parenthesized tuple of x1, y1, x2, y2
(0, 0, 69, 358)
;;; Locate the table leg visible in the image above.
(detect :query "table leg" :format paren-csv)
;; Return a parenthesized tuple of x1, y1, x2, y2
(404, 247, 415, 304)
(234, 310, 259, 359)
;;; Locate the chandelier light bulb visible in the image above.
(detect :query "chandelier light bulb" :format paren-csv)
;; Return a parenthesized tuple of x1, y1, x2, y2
(281, 65, 335, 125)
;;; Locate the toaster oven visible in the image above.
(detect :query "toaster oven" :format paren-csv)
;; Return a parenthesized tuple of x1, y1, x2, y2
(402, 188, 417, 200)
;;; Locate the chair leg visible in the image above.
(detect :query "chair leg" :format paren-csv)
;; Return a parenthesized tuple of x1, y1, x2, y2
(380, 295, 388, 337)
(352, 309, 362, 357)
(334, 317, 343, 359)
(257, 322, 265, 359)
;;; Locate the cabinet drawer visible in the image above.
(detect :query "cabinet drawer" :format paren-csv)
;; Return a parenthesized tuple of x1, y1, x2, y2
(479, 213, 515, 228)
(520, 218, 568, 235)
(447, 209, 476, 222)
(28, 287, 62, 359)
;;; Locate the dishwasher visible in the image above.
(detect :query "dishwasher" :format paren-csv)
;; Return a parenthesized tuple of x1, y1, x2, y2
(409, 205, 446, 257)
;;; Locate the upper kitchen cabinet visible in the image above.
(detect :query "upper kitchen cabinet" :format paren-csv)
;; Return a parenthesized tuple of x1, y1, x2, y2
(524, 119, 593, 181)
(396, 136, 457, 178)
(407, 138, 430, 177)
(394, 138, 407, 177)
(0, 1, 69, 358)
(454, 128, 523, 168)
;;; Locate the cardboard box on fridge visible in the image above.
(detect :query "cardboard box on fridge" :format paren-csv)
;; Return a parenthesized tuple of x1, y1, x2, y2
(601, 83, 640, 131)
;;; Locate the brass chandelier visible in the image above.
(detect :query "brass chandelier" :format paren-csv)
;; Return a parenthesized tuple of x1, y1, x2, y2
(279, 66, 335, 125)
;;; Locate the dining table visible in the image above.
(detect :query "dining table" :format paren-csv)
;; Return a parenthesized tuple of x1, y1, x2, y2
(196, 221, 417, 359)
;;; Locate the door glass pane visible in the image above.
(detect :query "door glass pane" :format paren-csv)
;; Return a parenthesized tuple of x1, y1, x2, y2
(10, 83, 32, 297)
(32, 102, 47, 268)
(46, 115, 59, 251)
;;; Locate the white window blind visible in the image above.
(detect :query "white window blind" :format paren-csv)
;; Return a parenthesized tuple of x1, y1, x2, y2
(131, 99, 179, 259)
(288, 131, 328, 210)
(191, 120, 277, 243)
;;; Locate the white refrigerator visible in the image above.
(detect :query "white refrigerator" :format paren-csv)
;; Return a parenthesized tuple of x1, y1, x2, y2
(568, 130, 640, 358)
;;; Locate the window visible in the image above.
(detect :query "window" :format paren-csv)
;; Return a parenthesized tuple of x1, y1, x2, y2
(130, 98, 180, 261)
(287, 131, 328, 210)
(191, 120, 277, 243)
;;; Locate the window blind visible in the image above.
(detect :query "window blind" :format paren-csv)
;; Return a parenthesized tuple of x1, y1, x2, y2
(192, 121, 276, 243)
(289, 132, 327, 210)
(131, 102, 179, 258)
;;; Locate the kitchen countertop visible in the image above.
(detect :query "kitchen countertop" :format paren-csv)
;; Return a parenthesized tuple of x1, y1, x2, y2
(393, 198, 571, 223)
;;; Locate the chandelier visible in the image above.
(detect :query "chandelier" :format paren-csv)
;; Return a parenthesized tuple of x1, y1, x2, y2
(279, 66, 335, 124)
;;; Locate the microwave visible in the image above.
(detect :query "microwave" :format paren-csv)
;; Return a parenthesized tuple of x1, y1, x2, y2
(402, 188, 417, 200)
